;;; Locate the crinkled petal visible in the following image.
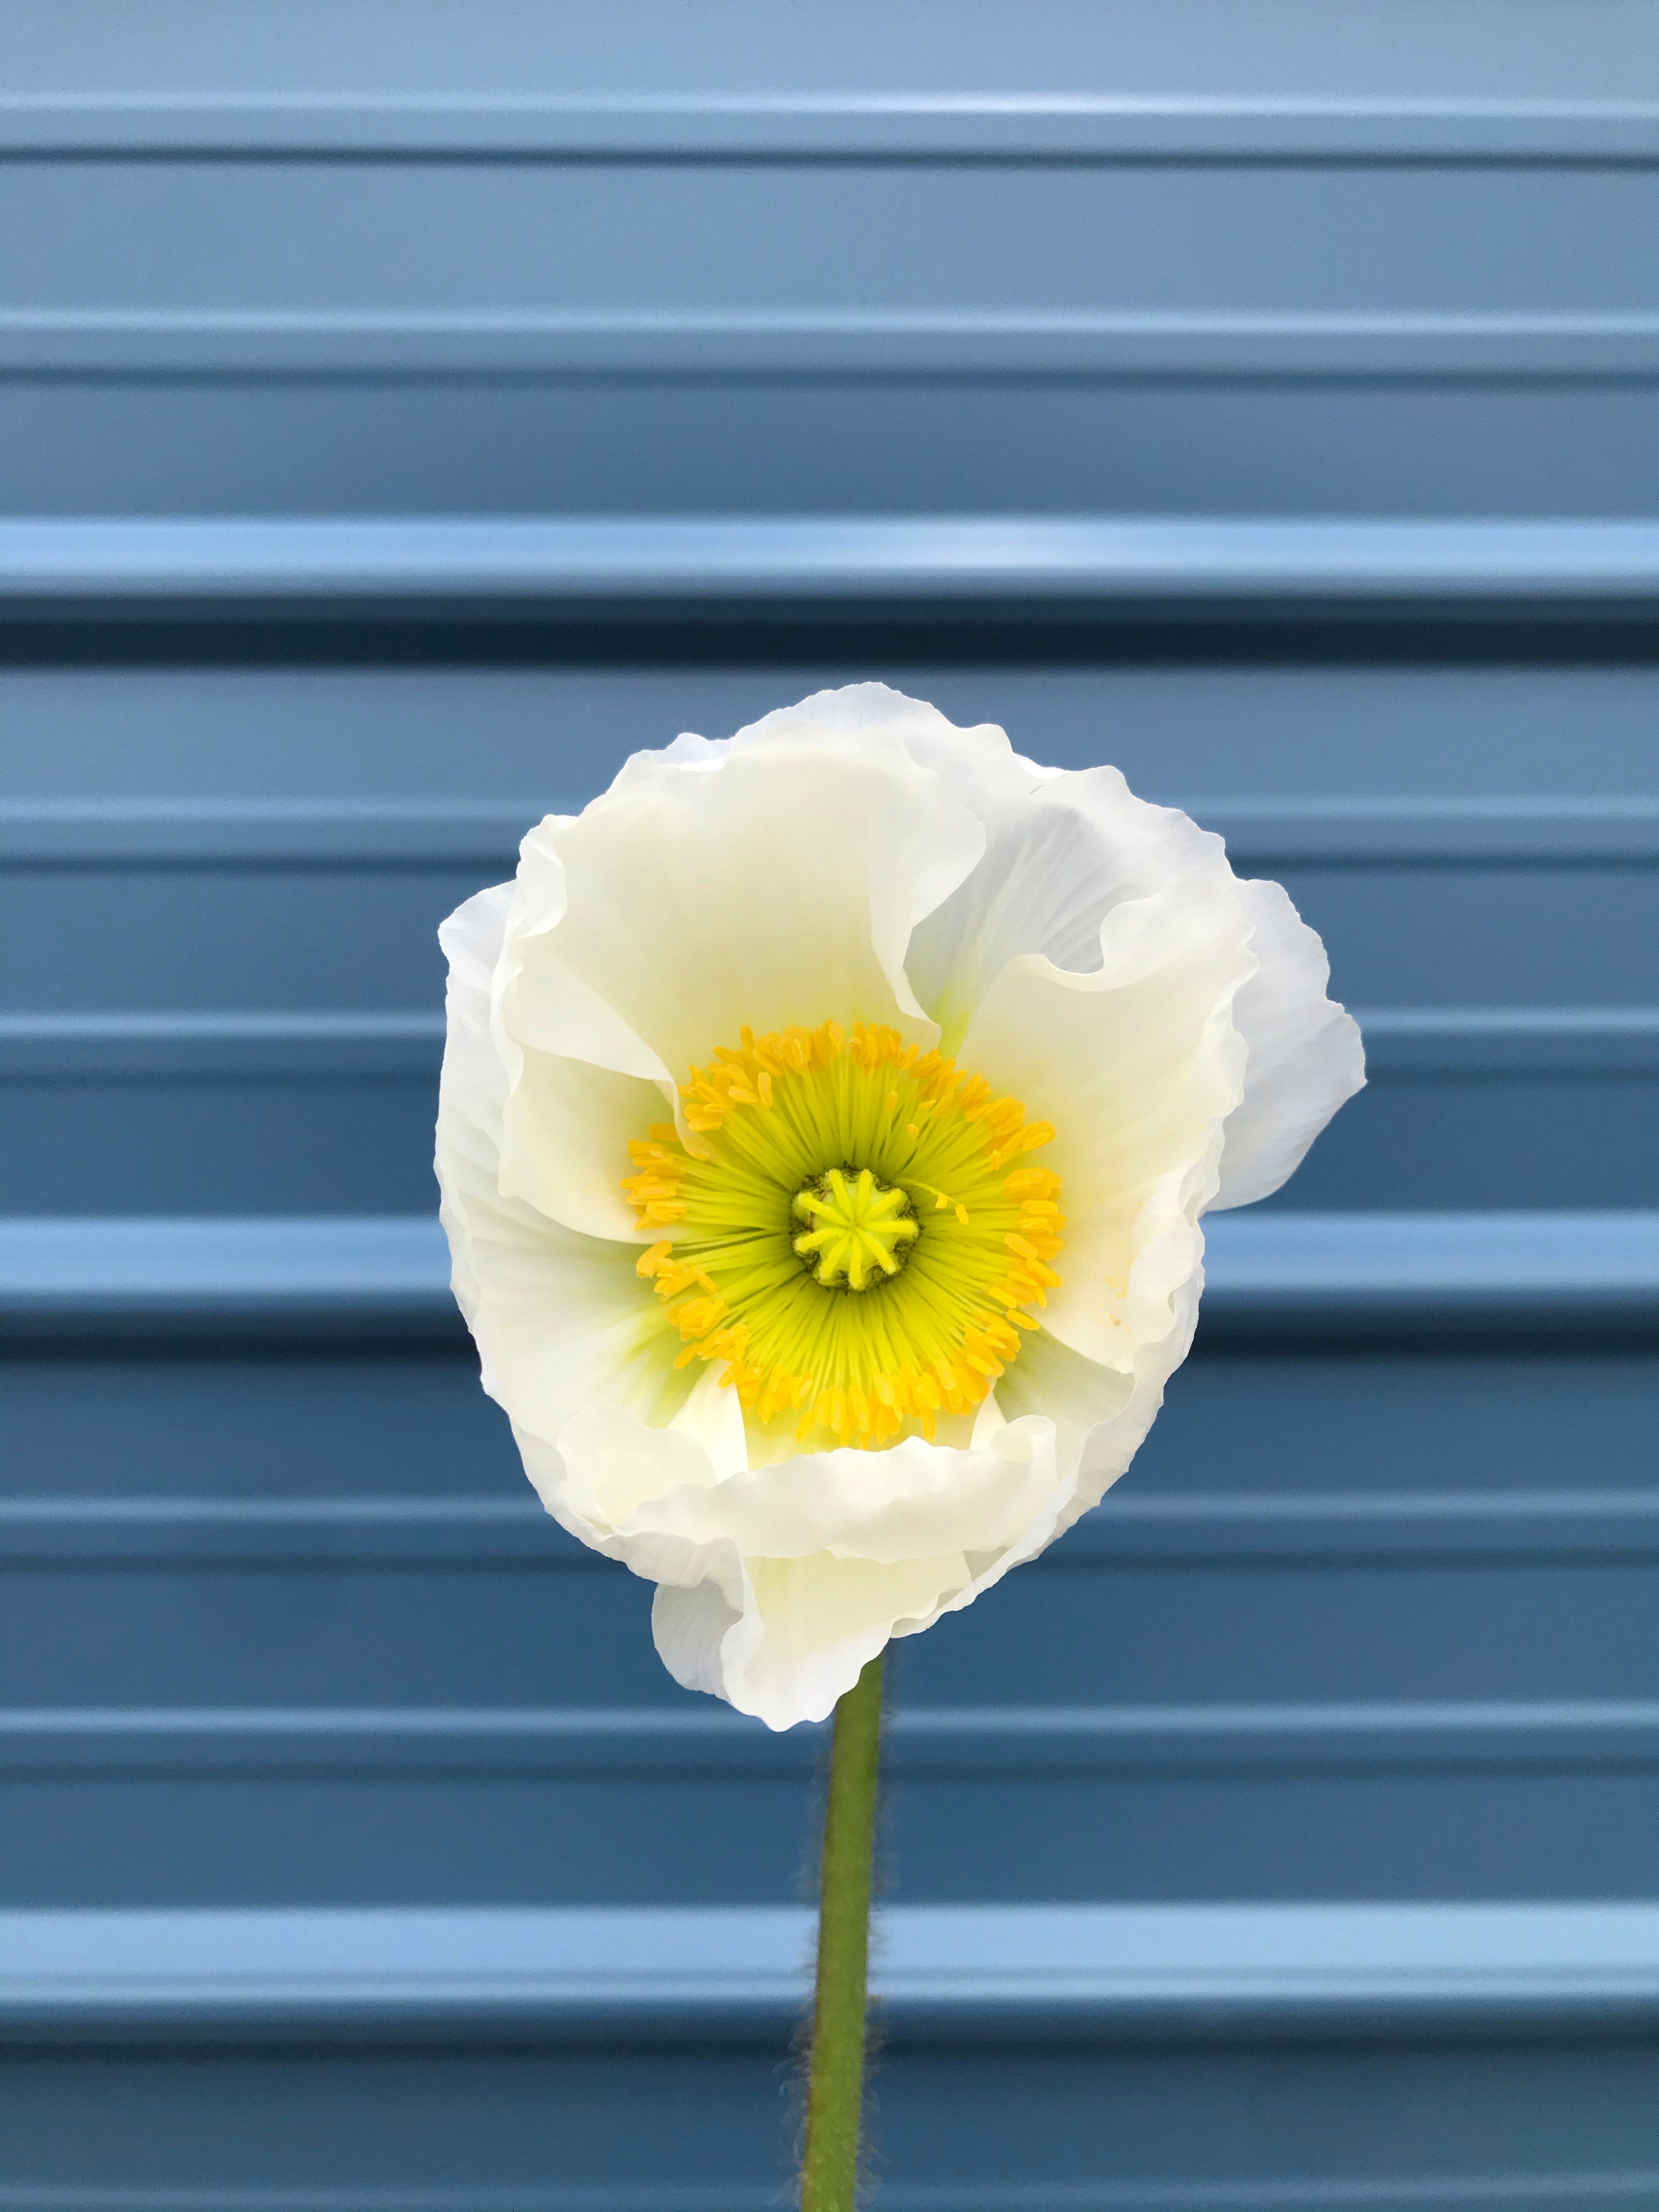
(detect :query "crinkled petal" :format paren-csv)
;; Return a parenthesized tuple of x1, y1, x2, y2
(667, 1360, 751, 1481)
(732, 1552, 979, 1729)
(602, 1419, 1061, 1566)
(888, 693, 1363, 1217)
(1209, 877, 1367, 1209)
(435, 884, 692, 1539)
(957, 874, 1251, 1369)
(499, 1049, 671, 1243)
(492, 713, 985, 1237)
(653, 1548, 968, 1730)
(905, 742, 1232, 1052)
(562, 1402, 1068, 1727)
(650, 1575, 746, 1703)
(993, 1322, 1177, 1523)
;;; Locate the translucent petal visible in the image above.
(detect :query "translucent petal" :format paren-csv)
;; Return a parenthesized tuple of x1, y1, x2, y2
(1210, 877, 1367, 1208)
(435, 883, 690, 1521)
(957, 874, 1251, 1368)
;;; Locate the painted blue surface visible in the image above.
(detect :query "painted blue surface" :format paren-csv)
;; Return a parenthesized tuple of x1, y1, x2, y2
(3, 1, 1658, 2202)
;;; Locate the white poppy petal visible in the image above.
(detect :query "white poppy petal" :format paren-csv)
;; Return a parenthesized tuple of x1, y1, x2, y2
(434, 882, 517, 1328)
(623, 1422, 1060, 1568)
(994, 1323, 1165, 1519)
(650, 1575, 746, 1703)
(957, 875, 1251, 1369)
(906, 749, 1234, 1048)
(530, 727, 982, 1079)
(435, 884, 690, 1510)
(668, 1359, 751, 1482)
(716, 1551, 977, 1730)
(498, 1048, 669, 1244)
(572, 1400, 1069, 1727)
(886, 696, 1364, 1220)
(1211, 877, 1367, 1209)
(554, 1400, 729, 1536)
(481, 717, 985, 1240)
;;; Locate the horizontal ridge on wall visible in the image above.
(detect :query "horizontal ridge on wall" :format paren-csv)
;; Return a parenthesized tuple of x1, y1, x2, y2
(8, 1491, 1659, 1566)
(7, 1701, 1659, 1780)
(9, 309, 1659, 377)
(3, 1212, 1656, 1341)
(4, 517, 1659, 619)
(9, 1899, 1659, 2045)
(5, 92, 1659, 162)
(0, 2187, 1654, 2212)
(8, 797, 1659, 865)
(4, 1010, 1655, 1079)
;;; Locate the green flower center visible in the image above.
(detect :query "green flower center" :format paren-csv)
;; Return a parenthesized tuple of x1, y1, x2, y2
(792, 1166, 919, 1291)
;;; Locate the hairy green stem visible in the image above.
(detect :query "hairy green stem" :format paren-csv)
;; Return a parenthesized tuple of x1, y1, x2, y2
(799, 1651, 886, 2212)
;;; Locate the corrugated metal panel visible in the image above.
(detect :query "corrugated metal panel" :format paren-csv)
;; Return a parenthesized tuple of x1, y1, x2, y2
(3, 1, 1657, 2202)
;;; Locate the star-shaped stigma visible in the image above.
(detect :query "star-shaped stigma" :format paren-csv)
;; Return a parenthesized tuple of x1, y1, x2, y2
(792, 1167, 921, 1291)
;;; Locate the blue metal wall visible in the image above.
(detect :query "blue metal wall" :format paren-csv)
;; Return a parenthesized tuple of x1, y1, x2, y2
(3, 3, 1659, 2204)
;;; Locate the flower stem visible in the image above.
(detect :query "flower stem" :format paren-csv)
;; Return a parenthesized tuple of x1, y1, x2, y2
(799, 1650, 885, 2212)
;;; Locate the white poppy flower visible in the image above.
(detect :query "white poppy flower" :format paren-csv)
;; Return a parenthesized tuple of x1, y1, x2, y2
(436, 685, 1364, 1730)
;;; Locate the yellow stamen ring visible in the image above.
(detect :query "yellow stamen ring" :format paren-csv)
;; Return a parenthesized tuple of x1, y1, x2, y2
(620, 1020, 1064, 1451)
